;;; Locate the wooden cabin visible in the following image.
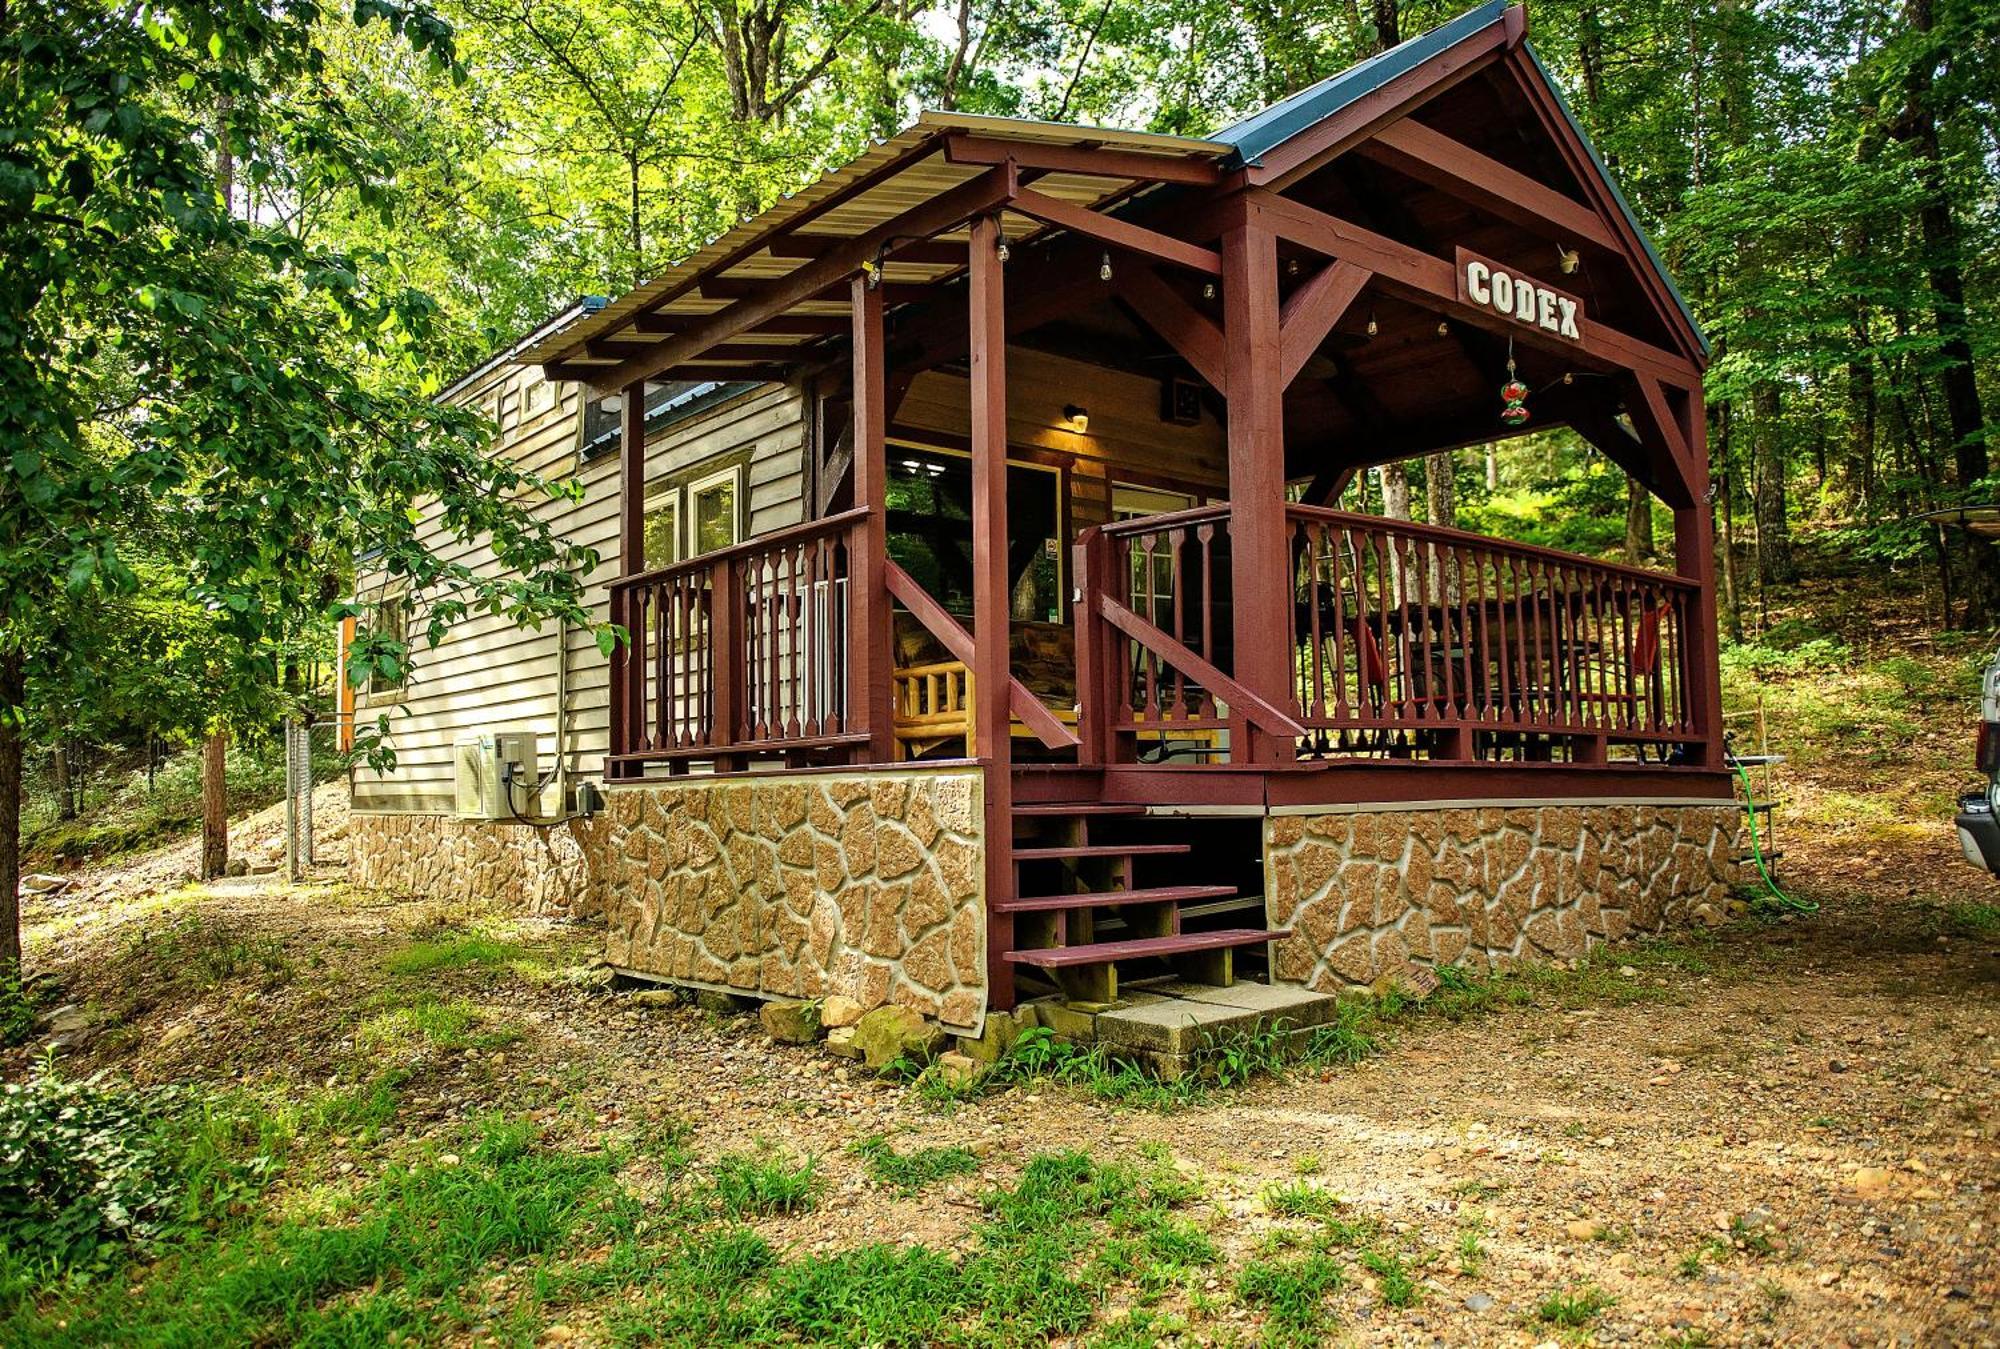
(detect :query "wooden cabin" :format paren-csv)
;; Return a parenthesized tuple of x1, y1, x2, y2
(350, 3, 1741, 1041)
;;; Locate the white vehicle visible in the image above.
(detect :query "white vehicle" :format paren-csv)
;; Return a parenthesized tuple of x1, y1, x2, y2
(1957, 646, 2000, 874)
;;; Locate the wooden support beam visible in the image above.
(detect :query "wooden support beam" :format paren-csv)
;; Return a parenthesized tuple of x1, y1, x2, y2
(591, 165, 1017, 392)
(610, 381, 647, 775)
(699, 277, 932, 305)
(587, 339, 805, 362)
(632, 312, 848, 337)
(1009, 186, 1223, 276)
(1354, 119, 1620, 252)
(1113, 266, 1226, 391)
(1220, 222, 1296, 764)
(1278, 260, 1370, 388)
(1097, 596, 1307, 739)
(849, 275, 894, 763)
(1248, 7, 1522, 191)
(1674, 404, 1725, 769)
(945, 133, 1223, 185)
(968, 211, 1016, 1009)
(1245, 189, 1701, 386)
(768, 234, 966, 264)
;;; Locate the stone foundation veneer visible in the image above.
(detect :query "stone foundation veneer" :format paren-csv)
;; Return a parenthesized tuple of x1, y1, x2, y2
(350, 813, 605, 917)
(601, 768, 988, 1030)
(1265, 802, 1741, 991)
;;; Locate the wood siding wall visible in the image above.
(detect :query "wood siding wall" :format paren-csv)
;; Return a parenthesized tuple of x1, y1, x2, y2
(352, 370, 806, 814)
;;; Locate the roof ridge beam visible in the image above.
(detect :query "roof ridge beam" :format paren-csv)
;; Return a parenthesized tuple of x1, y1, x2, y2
(581, 163, 1019, 393)
(1009, 185, 1223, 276)
(1352, 119, 1619, 252)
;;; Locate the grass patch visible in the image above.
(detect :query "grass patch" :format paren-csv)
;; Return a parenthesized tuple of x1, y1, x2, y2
(1236, 1252, 1345, 1347)
(121, 915, 292, 989)
(850, 1134, 980, 1195)
(1261, 1179, 1344, 1220)
(710, 1150, 821, 1216)
(355, 992, 522, 1056)
(1359, 1247, 1420, 1308)
(382, 932, 523, 976)
(1537, 1283, 1615, 1327)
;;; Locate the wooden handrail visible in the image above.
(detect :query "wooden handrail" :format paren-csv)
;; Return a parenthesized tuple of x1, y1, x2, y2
(609, 507, 871, 593)
(1285, 503, 1698, 592)
(1096, 594, 1308, 739)
(884, 560, 1080, 752)
(1098, 502, 1232, 540)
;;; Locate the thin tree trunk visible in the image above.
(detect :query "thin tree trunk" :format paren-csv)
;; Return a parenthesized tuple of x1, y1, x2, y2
(1751, 381, 1794, 585)
(1379, 461, 1410, 520)
(1424, 451, 1455, 528)
(52, 743, 74, 821)
(1717, 400, 1743, 642)
(0, 651, 22, 975)
(1484, 444, 1498, 492)
(1624, 482, 1655, 564)
(200, 731, 228, 880)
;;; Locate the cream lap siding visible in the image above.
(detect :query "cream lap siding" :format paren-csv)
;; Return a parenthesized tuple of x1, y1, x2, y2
(352, 377, 806, 814)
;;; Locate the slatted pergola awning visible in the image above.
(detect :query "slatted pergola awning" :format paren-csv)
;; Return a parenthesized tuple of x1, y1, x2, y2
(521, 112, 1232, 393)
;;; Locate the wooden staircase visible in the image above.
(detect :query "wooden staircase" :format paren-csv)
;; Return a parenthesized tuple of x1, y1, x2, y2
(1001, 798, 1289, 1004)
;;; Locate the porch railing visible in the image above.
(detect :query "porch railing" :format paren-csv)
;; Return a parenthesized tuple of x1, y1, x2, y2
(607, 508, 870, 774)
(1075, 504, 1702, 765)
(1284, 505, 1698, 758)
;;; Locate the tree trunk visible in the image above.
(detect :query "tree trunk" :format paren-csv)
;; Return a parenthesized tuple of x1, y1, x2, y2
(1424, 451, 1455, 528)
(0, 651, 22, 975)
(1379, 461, 1410, 520)
(1484, 444, 1498, 492)
(1716, 400, 1743, 643)
(1624, 481, 1655, 564)
(1751, 381, 1794, 586)
(200, 731, 228, 880)
(52, 742, 74, 821)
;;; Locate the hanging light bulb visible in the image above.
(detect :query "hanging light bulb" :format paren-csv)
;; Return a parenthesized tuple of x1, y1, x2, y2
(1365, 312, 1378, 338)
(995, 233, 1011, 263)
(1099, 251, 1113, 282)
(862, 255, 881, 291)
(1562, 371, 1574, 385)
(1557, 245, 1580, 274)
(1436, 319, 1449, 336)
(1202, 282, 1216, 301)
(1285, 257, 1300, 276)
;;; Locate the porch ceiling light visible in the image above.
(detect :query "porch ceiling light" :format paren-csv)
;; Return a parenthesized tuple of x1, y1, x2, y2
(1062, 404, 1090, 433)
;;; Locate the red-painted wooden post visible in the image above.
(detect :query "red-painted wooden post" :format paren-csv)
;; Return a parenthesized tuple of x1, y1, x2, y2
(1676, 402, 1725, 770)
(612, 381, 646, 778)
(1220, 221, 1296, 765)
(969, 212, 1016, 1009)
(849, 274, 895, 764)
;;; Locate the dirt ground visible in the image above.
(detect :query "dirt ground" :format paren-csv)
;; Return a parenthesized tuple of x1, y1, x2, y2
(10, 776, 1997, 1348)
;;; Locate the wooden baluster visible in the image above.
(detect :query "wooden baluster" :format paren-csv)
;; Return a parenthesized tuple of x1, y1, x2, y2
(787, 542, 805, 740)
(1329, 522, 1348, 725)
(651, 581, 669, 751)
(1305, 519, 1326, 728)
(1169, 525, 1190, 722)
(1197, 521, 1217, 722)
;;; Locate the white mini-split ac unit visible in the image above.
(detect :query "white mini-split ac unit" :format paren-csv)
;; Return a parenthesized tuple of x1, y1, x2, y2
(454, 731, 539, 820)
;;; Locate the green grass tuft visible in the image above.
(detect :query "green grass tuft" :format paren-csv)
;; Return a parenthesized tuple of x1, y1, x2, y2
(849, 1134, 980, 1195)
(710, 1150, 821, 1216)
(1538, 1282, 1616, 1327)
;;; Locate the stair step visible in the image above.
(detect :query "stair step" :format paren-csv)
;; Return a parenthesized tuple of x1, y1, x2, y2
(1013, 803, 1148, 818)
(1012, 843, 1192, 862)
(995, 884, 1238, 915)
(1003, 928, 1290, 969)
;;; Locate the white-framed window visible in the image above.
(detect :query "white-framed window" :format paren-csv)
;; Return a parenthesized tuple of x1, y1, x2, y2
(1113, 484, 1195, 628)
(642, 488, 682, 570)
(688, 465, 742, 557)
(357, 590, 411, 703)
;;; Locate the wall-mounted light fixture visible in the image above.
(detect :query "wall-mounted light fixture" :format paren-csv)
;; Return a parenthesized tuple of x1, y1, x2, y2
(1062, 404, 1090, 433)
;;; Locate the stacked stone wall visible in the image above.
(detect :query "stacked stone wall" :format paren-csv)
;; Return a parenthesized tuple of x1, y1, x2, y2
(1265, 803, 1740, 991)
(349, 813, 605, 917)
(599, 769, 987, 1030)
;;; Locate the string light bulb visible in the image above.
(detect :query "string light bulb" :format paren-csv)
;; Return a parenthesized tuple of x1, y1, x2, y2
(1365, 312, 1378, 338)
(1098, 251, 1113, 282)
(1436, 319, 1449, 336)
(1557, 245, 1580, 274)
(995, 233, 1011, 263)
(1202, 282, 1216, 300)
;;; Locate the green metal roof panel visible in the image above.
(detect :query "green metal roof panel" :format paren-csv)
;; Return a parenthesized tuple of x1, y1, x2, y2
(1212, 1, 1512, 166)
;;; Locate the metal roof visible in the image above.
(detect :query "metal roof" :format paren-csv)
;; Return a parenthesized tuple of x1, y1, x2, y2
(519, 3, 1705, 381)
(1211, 1, 1514, 167)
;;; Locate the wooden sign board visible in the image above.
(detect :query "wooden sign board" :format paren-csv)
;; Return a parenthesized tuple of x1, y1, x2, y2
(1455, 247, 1583, 344)
(1401, 963, 1442, 999)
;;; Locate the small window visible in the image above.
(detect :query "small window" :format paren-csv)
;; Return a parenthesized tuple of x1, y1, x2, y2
(359, 594, 411, 701)
(689, 466, 741, 557)
(643, 489, 681, 570)
(523, 372, 555, 417)
(1113, 485, 1195, 629)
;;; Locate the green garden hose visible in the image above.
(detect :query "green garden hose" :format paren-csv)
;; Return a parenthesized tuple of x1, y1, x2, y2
(1729, 756, 1818, 914)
